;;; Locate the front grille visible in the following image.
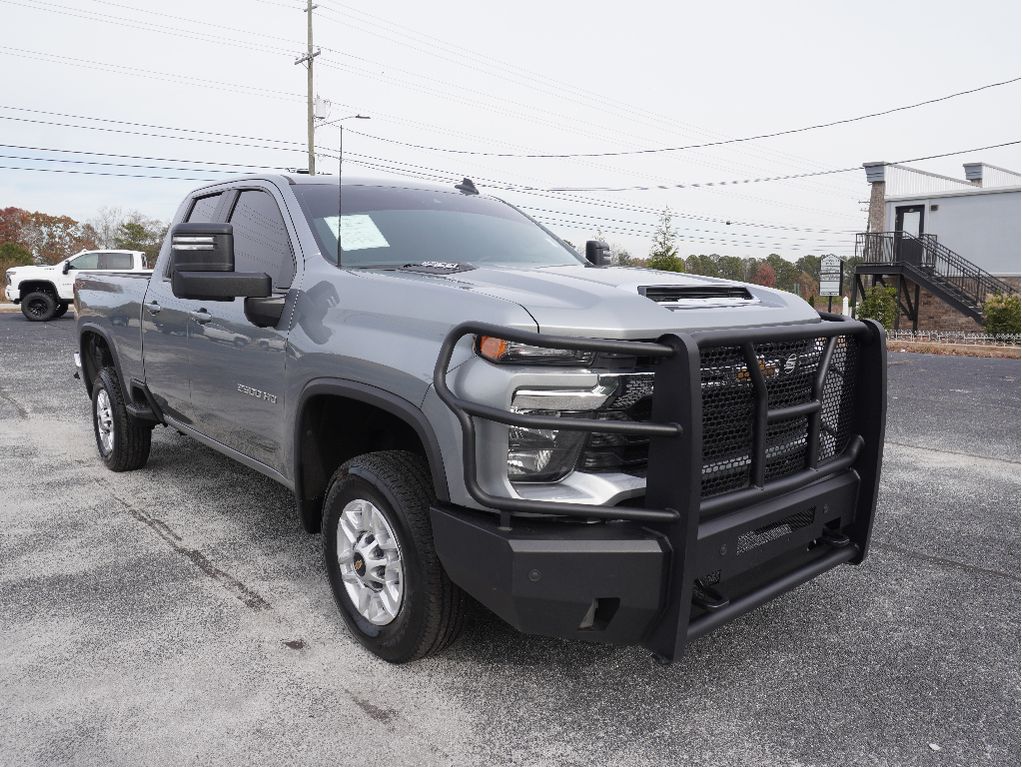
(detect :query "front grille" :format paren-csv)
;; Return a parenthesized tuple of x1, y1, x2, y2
(578, 333, 859, 499)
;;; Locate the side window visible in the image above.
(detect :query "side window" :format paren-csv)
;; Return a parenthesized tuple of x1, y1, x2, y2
(98, 252, 134, 269)
(229, 190, 295, 290)
(67, 252, 99, 270)
(187, 193, 223, 223)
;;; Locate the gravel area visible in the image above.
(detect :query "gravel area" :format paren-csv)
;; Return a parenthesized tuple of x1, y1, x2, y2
(1, 313, 1019, 767)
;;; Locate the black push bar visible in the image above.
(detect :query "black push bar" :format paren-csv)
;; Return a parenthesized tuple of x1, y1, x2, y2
(432, 314, 876, 526)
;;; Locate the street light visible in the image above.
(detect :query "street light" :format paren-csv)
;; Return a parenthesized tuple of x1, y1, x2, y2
(312, 113, 371, 265)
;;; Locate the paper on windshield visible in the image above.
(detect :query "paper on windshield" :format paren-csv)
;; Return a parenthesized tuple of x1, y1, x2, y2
(324, 214, 390, 251)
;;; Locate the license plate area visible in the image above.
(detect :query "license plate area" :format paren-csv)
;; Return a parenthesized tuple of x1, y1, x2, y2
(691, 471, 859, 586)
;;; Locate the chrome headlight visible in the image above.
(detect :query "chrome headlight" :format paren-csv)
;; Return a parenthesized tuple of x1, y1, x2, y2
(507, 381, 618, 482)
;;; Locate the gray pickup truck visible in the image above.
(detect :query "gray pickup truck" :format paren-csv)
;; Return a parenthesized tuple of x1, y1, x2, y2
(74, 174, 886, 664)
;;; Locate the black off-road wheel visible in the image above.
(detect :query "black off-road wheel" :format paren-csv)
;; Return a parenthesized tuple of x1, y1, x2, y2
(52, 302, 70, 319)
(21, 291, 57, 322)
(91, 366, 152, 472)
(323, 451, 466, 663)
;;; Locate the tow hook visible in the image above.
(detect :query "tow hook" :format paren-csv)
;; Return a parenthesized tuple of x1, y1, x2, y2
(692, 579, 730, 611)
(819, 529, 851, 548)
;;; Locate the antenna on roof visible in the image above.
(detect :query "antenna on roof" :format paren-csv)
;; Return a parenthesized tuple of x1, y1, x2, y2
(455, 177, 479, 195)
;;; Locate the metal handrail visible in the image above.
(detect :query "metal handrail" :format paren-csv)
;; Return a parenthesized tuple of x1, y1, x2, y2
(855, 231, 1016, 307)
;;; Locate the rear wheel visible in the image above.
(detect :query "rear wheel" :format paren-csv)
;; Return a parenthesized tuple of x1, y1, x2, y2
(322, 451, 465, 663)
(21, 291, 56, 322)
(91, 366, 152, 471)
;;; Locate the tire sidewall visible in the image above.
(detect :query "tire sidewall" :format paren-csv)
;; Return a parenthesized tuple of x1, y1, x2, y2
(323, 469, 431, 662)
(92, 370, 117, 465)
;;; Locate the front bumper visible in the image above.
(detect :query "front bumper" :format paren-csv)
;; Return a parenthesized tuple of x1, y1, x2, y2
(433, 469, 861, 650)
(432, 313, 887, 661)
(4, 285, 18, 303)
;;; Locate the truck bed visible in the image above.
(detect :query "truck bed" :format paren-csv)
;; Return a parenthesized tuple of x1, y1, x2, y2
(75, 271, 151, 390)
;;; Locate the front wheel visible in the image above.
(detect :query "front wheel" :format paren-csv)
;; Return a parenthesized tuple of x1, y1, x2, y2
(323, 451, 466, 663)
(20, 291, 56, 322)
(92, 366, 152, 471)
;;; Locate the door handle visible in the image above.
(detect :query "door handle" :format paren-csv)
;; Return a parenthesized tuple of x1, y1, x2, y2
(190, 309, 213, 324)
(145, 301, 161, 315)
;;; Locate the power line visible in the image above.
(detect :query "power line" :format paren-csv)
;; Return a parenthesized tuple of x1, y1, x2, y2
(519, 141, 1022, 192)
(310, 1, 868, 177)
(7, 139, 848, 241)
(0, 45, 303, 101)
(0, 164, 216, 181)
(0, 152, 249, 175)
(342, 141, 1021, 194)
(0, 107, 860, 231)
(2, 0, 863, 198)
(3, 0, 867, 202)
(342, 76, 1022, 159)
(0, 143, 286, 170)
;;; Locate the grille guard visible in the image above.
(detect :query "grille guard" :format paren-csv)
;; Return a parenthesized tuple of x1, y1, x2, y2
(433, 312, 887, 660)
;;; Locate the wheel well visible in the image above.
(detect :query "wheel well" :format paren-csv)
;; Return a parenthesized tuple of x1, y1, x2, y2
(18, 280, 58, 299)
(297, 394, 438, 512)
(80, 331, 114, 396)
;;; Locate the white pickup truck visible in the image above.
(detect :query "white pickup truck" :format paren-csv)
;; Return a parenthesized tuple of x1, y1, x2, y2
(5, 249, 149, 322)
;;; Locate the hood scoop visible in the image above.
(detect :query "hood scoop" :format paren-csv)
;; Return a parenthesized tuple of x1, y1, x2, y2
(638, 284, 757, 309)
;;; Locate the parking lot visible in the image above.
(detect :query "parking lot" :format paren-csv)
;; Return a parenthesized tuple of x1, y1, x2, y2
(0, 312, 1019, 767)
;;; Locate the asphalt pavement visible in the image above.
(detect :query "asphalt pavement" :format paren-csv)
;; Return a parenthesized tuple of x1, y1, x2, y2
(0, 312, 1019, 767)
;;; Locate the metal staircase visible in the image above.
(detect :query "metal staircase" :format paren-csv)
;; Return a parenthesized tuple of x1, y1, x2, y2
(854, 231, 1016, 325)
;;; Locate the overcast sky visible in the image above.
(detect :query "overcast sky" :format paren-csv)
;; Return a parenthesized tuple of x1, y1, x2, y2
(1, 0, 1019, 260)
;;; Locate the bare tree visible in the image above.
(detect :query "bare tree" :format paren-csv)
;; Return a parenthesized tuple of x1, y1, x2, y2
(89, 206, 124, 248)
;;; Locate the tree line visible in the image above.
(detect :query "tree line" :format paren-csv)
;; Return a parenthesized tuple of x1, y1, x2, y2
(593, 206, 860, 303)
(0, 206, 168, 276)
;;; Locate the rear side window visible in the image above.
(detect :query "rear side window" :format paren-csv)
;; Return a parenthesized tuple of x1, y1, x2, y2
(188, 193, 223, 223)
(98, 252, 133, 269)
(229, 190, 295, 289)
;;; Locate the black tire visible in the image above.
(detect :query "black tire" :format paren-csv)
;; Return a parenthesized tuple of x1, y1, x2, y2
(52, 302, 69, 319)
(91, 366, 152, 472)
(21, 291, 57, 322)
(323, 450, 466, 663)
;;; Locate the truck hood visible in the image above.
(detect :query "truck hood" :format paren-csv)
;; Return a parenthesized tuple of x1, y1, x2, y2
(367, 264, 822, 337)
(7, 264, 58, 279)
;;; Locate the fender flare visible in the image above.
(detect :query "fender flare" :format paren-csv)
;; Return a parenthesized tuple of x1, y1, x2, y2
(294, 378, 450, 504)
(17, 279, 59, 300)
(77, 321, 131, 400)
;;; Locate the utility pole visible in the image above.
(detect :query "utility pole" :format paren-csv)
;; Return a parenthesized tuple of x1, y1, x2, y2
(294, 1, 320, 174)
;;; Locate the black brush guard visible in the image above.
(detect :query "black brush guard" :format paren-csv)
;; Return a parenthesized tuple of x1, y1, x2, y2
(432, 313, 887, 661)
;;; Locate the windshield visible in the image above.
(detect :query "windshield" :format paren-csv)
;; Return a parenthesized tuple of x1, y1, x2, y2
(292, 184, 584, 269)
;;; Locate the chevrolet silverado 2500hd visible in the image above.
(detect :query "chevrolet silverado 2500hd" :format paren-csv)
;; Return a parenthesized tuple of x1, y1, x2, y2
(7, 249, 148, 321)
(74, 174, 886, 663)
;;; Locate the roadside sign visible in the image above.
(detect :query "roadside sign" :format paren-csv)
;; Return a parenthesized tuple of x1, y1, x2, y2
(819, 255, 844, 297)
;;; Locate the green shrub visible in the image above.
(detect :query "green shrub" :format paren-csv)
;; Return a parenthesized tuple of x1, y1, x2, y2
(857, 285, 897, 329)
(983, 293, 1021, 337)
(646, 253, 685, 272)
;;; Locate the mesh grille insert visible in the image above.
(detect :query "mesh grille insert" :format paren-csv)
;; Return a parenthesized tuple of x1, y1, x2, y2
(736, 507, 816, 555)
(575, 332, 859, 500)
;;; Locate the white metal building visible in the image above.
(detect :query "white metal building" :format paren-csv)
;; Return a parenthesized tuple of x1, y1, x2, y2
(870, 162, 1020, 277)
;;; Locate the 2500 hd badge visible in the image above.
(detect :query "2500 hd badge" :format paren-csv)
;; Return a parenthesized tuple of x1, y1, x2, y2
(237, 383, 277, 404)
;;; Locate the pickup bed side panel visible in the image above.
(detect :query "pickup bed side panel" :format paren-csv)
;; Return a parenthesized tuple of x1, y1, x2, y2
(75, 272, 152, 397)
